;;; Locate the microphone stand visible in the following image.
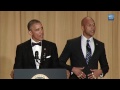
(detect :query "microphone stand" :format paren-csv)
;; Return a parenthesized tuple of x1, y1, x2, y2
(35, 51, 41, 68)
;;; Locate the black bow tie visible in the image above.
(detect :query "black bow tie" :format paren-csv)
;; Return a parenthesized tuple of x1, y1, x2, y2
(32, 42, 41, 47)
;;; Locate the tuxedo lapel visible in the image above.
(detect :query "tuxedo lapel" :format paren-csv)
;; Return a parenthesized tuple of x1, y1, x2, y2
(41, 40, 47, 62)
(88, 38, 99, 64)
(26, 39, 36, 68)
(77, 36, 87, 64)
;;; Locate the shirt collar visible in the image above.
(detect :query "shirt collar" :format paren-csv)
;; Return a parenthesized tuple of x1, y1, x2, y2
(81, 34, 93, 42)
(31, 38, 42, 44)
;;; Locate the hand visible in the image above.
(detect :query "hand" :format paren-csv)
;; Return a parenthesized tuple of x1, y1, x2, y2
(10, 70, 14, 79)
(66, 70, 70, 79)
(72, 67, 86, 79)
(87, 69, 103, 79)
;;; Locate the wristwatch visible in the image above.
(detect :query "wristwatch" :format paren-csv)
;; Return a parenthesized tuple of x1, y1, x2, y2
(99, 73, 103, 78)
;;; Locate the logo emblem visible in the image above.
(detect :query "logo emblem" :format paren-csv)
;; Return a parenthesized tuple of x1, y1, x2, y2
(31, 74, 49, 79)
(108, 14, 114, 21)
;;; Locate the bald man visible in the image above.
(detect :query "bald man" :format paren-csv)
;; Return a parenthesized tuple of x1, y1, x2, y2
(59, 16, 109, 79)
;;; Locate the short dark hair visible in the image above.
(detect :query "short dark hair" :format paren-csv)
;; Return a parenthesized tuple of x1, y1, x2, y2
(27, 19, 41, 31)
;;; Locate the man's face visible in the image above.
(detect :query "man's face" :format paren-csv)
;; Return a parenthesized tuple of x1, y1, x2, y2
(82, 18, 96, 38)
(29, 23, 44, 42)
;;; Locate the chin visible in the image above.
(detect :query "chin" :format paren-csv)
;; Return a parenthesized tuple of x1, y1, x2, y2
(90, 33, 95, 36)
(39, 38, 43, 41)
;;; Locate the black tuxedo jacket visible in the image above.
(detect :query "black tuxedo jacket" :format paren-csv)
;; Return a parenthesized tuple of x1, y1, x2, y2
(59, 36, 109, 79)
(14, 39, 59, 69)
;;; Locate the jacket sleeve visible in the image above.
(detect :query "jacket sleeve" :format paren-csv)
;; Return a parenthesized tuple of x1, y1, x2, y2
(59, 40, 73, 71)
(13, 45, 24, 69)
(99, 43, 109, 76)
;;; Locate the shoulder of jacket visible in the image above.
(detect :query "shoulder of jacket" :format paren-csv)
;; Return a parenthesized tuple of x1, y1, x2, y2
(93, 38, 104, 45)
(42, 40, 56, 45)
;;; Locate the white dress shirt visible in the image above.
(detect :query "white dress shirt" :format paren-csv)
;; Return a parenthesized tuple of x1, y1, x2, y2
(81, 34, 95, 59)
(31, 38, 42, 69)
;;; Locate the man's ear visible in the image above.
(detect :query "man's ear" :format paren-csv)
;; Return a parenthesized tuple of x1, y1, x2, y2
(81, 25, 84, 31)
(28, 31, 32, 36)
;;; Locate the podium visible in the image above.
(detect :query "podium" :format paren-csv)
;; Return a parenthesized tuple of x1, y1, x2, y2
(14, 69, 67, 79)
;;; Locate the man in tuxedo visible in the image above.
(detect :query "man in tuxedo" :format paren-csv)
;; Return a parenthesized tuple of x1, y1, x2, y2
(59, 16, 109, 79)
(11, 19, 59, 78)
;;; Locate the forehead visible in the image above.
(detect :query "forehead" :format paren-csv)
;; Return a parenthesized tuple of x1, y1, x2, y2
(32, 22, 42, 26)
(84, 18, 95, 24)
(30, 23, 43, 30)
(31, 23, 43, 28)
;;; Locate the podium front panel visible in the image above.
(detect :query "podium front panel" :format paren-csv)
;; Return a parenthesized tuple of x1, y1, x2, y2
(14, 69, 67, 79)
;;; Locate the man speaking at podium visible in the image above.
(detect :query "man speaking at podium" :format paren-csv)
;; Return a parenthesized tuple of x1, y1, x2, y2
(10, 19, 59, 78)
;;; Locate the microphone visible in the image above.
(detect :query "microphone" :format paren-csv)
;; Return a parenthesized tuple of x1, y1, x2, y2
(35, 51, 41, 64)
(35, 51, 39, 59)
